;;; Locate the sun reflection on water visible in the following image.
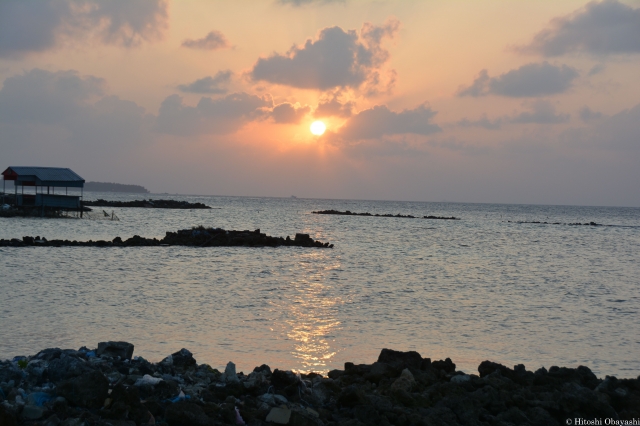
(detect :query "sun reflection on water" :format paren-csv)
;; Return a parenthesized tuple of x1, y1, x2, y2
(275, 251, 342, 373)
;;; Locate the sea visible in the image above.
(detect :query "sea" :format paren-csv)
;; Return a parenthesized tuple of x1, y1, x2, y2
(1, 193, 639, 378)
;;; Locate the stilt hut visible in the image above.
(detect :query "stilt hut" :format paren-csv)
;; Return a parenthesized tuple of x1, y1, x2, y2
(1, 167, 85, 215)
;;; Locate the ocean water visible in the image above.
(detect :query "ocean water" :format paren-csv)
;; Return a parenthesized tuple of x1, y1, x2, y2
(1, 193, 639, 377)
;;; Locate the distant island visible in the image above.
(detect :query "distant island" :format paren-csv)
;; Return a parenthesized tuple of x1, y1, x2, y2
(84, 181, 149, 193)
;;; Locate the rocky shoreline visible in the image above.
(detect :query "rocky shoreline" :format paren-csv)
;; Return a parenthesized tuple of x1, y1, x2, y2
(0, 343, 638, 426)
(82, 200, 211, 209)
(312, 210, 459, 220)
(0, 226, 333, 248)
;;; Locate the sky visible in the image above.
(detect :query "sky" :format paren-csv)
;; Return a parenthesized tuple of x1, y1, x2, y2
(1, 0, 639, 206)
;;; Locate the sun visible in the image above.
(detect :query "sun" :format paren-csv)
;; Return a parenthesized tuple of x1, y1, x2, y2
(310, 120, 326, 136)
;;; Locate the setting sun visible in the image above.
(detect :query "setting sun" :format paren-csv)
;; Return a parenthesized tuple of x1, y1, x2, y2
(310, 120, 326, 136)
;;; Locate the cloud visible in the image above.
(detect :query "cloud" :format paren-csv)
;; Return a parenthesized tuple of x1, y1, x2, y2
(182, 30, 230, 50)
(0, 69, 105, 124)
(509, 100, 570, 124)
(155, 93, 272, 136)
(517, 0, 640, 57)
(456, 115, 503, 130)
(314, 97, 354, 118)
(579, 106, 605, 122)
(0, 0, 168, 57)
(595, 103, 640, 150)
(271, 103, 310, 124)
(588, 63, 606, 76)
(178, 71, 232, 94)
(0, 68, 152, 173)
(338, 104, 440, 140)
(458, 62, 579, 98)
(250, 18, 399, 92)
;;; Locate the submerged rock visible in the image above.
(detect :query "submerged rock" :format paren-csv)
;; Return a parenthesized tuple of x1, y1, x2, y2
(1, 226, 333, 249)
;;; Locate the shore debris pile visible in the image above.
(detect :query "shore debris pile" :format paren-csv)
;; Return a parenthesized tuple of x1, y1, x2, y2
(83, 199, 211, 209)
(0, 344, 638, 426)
(0, 226, 333, 248)
(313, 210, 460, 220)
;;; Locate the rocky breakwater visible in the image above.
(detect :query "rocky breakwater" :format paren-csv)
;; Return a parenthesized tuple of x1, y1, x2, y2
(0, 226, 333, 248)
(83, 199, 211, 209)
(1, 345, 638, 426)
(313, 210, 459, 220)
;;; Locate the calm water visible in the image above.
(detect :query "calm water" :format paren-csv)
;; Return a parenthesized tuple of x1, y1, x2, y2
(1, 193, 639, 377)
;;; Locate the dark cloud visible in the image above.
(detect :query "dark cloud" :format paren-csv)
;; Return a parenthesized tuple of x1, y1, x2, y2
(456, 115, 502, 130)
(314, 97, 354, 118)
(178, 71, 232, 94)
(579, 106, 605, 122)
(338, 104, 440, 140)
(0, 0, 167, 58)
(509, 100, 570, 124)
(182, 30, 230, 50)
(250, 19, 399, 91)
(588, 63, 606, 76)
(0, 69, 105, 124)
(0, 68, 151, 173)
(459, 62, 579, 98)
(518, 0, 640, 57)
(595, 103, 640, 150)
(271, 103, 310, 124)
(342, 138, 430, 158)
(155, 93, 272, 136)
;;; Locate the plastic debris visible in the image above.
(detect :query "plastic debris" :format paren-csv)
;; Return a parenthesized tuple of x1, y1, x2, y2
(235, 406, 245, 425)
(168, 390, 190, 403)
(134, 374, 164, 386)
(27, 392, 54, 406)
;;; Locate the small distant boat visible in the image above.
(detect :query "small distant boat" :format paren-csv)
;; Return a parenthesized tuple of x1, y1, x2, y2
(291, 195, 297, 199)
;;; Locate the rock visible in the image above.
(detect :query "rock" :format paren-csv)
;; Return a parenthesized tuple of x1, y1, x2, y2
(171, 348, 196, 370)
(56, 370, 109, 408)
(223, 361, 239, 383)
(97, 341, 135, 360)
(253, 364, 272, 375)
(21, 404, 46, 420)
(47, 356, 90, 383)
(0, 403, 18, 426)
(43, 414, 61, 426)
(432, 357, 456, 373)
(0, 364, 23, 385)
(337, 385, 368, 408)
(451, 373, 471, 383)
(271, 369, 298, 389)
(391, 368, 416, 393)
(34, 348, 63, 361)
(377, 348, 423, 370)
(165, 401, 214, 426)
(266, 406, 292, 424)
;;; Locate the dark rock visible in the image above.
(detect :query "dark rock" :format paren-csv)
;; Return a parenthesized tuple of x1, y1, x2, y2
(377, 349, 423, 371)
(337, 385, 368, 408)
(96, 341, 134, 361)
(56, 370, 109, 408)
(432, 358, 456, 374)
(170, 348, 196, 369)
(34, 348, 63, 361)
(253, 364, 272, 375)
(165, 401, 214, 426)
(0, 364, 23, 385)
(271, 369, 299, 389)
(0, 403, 18, 426)
(47, 356, 90, 383)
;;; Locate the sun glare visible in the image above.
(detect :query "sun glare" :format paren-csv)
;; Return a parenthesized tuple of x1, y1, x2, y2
(310, 120, 326, 136)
